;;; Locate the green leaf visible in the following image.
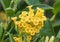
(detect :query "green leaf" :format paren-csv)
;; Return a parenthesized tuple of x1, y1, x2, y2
(5, 8, 15, 17)
(54, 30, 60, 42)
(6, 21, 16, 34)
(55, 0, 60, 2)
(38, 36, 45, 42)
(4, 38, 9, 42)
(13, 0, 21, 10)
(0, 23, 3, 40)
(31, 34, 40, 42)
(40, 19, 54, 37)
(57, 30, 60, 39)
(52, 20, 60, 27)
(32, 4, 53, 10)
(23, 34, 28, 42)
(15, 11, 22, 17)
(0, 0, 11, 10)
(52, 13, 60, 27)
(53, 0, 60, 14)
(23, 4, 53, 11)
(25, 0, 41, 5)
(9, 33, 14, 42)
(24, 0, 53, 10)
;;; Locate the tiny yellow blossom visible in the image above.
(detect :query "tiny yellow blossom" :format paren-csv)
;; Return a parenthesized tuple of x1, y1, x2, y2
(15, 21, 20, 25)
(19, 11, 28, 19)
(34, 28, 40, 33)
(29, 28, 35, 36)
(27, 6, 33, 10)
(42, 16, 47, 21)
(35, 7, 44, 17)
(13, 37, 22, 42)
(25, 28, 30, 33)
(30, 31, 35, 36)
(11, 17, 17, 21)
(28, 9, 34, 17)
(33, 18, 39, 25)
(27, 35, 32, 42)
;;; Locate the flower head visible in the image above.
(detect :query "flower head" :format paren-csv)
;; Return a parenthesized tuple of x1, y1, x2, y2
(12, 6, 47, 36)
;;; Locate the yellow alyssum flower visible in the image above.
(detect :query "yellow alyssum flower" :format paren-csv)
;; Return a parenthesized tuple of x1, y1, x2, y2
(11, 17, 17, 22)
(27, 6, 33, 10)
(27, 35, 32, 42)
(35, 7, 44, 17)
(25, 28, 30, 33)
(13, 37, 22, 42)
(33, 18, 40, 25)
(11, 17, 17, 26)
(28, 9, 34, 17)
(34, 27, 40, 33)
(12, 6, 47, 36)
(19, 11, 28, 18)
(29, 28, 36, 36)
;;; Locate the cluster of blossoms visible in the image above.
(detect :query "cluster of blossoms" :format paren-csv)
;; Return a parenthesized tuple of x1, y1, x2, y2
(13, 35, 32, 42)
(13, 37, 22, 42)
(12, 6, 47, 42)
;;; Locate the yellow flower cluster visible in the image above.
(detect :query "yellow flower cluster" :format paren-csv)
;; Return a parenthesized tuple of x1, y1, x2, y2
(13, 37, 22, 42)
(11, 6, 47, 36)
(13, 35, 32, 42)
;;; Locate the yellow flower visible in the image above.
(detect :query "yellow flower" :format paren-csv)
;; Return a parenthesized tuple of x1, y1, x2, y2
(13, 37, 22, 42)
(35, 7, 44, 17)
(25, 28, 30, 33)
(38, 20, 44, 27)
(37, 7, 44, 14)
(34, 28, 40, 33)
(28, 9, 34, 17)
(17, 22, 24, 30)
(27, 6, 33, 10)
(25, 24, 31, 28)
(15, 21, 20, 25)
(30, 31, 35, 36)
(27, 35, 32, 42)
(29, 28, 35, 35)
(19, 11, 28, 19)
(11, 17, 17, 24)
(27, 16, 34, 22)
(27, 6, 34, 17)
(42, 16, 47, 21)
(11, 17, 17, 21)
(33, 18, 40, 25)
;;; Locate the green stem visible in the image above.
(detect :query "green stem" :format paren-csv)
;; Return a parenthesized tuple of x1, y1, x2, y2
(9, 25, 14, 33)
(1, 30, 6, 42)
(1, 19, 13, 42)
